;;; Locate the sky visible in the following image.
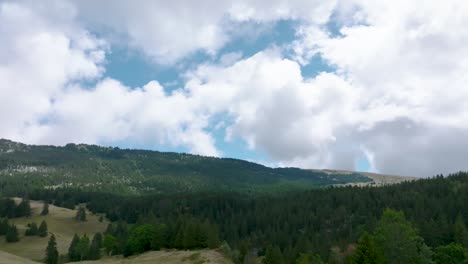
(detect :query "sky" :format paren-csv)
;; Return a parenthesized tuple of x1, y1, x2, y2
(1, 0, 468, 177)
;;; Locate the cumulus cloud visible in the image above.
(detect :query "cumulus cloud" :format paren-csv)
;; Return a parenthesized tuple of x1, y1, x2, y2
(0, 1, 218, 156)
(288, 0, 468, 175)
(73, 0, 337, 63)
(0, 1, 106, 142)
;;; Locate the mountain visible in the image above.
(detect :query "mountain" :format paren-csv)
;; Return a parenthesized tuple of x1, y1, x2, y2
(0, 138, 399, 195)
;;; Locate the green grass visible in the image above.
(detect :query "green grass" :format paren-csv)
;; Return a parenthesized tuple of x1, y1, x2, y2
(0, 199, 108, 262)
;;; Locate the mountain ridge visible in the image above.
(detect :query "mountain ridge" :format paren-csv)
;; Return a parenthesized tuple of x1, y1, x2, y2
(0, 139, 411, 195)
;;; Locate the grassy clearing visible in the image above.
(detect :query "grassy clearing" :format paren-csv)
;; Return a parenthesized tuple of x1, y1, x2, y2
(79, 249, 232, 264)
(0, 199, 108, 262)
(0, 250, 40, 264)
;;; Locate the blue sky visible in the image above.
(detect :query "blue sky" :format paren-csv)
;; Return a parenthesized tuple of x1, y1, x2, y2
(2, 1, 468, 176)
(102, 19, 356, 169)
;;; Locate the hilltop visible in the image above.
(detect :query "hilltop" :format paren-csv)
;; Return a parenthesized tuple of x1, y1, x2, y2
(0, 139, 396, 195)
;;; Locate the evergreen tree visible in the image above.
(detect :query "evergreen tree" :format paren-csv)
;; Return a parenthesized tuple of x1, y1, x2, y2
(45, 234, 59, 264)
(103, 234, 118, 256)
(77, 234, 90, 260)
(15, 198, 31, 217)
(433, 243, 468, 264)
(263, 245, 285, 264)
(151, 224, 168, 250)
(25, 222, 38, 236)
(295, 253, 325, 264)
(124, 224, 155, 256)
(0, 218, 9, 235)
(0, 198, 16, 218)
(5, 224, 19, 242)
(88, 233, 102, 260)
(93, 232, 103, 249)
(38, 220, 48, 237)
(68, 234, 80, 261)
(350, 232, 380, 264)
(204, 220, 220, 249)
(41, 201, 49, 216)
(76, 206, 87, 221)
(454, 214, 468, 248)
(373, 209, 432, 264)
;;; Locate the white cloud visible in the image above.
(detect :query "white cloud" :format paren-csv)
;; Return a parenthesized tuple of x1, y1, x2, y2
(288, 0, 468, 175)
(0, 1, 219, 156)
(0, 1, 106, 142)
(73, 0, 337, 64)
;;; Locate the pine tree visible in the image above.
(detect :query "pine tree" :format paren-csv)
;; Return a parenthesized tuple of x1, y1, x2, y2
(373, 209, 432, 264)
(454, 214, 468, 248)
(76, 206, 87, 221)
(38, 220, 48, 237)
(93, 232, 103, 249)
(350, 232, 380, 264)
(5, 224, 19, 242)
(68, 234, 80, 261)
(295, 253, 325, 264)
(1, 198, 16, 218)
(41, 201, 49, 216)
(25, 222, 38, 236)
(88, 233, 102, 260)
(77, 234, 90, 260)
(0, 218, 9, 235)
(103, 234, 118, 256)
(15, 198, 31, 217)
(433, 243, 468, 263)
(263, 245, 285, 264)
(45, 234, 59, 264)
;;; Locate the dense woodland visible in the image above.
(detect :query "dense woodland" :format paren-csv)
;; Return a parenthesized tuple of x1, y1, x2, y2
(2, 172, 468, 263)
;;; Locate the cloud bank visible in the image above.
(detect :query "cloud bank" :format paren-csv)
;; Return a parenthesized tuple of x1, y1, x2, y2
(1, 0, 468, 176)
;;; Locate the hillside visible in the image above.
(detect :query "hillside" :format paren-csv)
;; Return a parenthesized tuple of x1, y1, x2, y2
(0, 250, 40, 264)
(79, 250, 232, 264)
(0, 199, 107, 262)
(0, 139, 377, 195)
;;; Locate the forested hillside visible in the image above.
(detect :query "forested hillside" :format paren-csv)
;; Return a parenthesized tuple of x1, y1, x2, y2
(1, 172, 465, 263)
(0, 139, 372, 195)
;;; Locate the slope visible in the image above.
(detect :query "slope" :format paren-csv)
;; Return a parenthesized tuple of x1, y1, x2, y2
(0, 199, 107, 262)
(0, 139, 373, 195)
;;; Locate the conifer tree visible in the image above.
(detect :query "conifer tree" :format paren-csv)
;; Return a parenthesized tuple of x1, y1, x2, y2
(89, 233, 102, 260)
(45, 234, 59, 264)
(350, 232, 380, 264)
(25, 222, 38, 236)
(77, 234, 90, 260)
(68, 234, 80, 261)
(0, 218, 8, 235)
(38, 220, 48, 237)
(5, 224, 19, 242)
(263, 245, 285, 264)
(295, 253, 325, 264)
(76, 206, 87, 221)
(41, 201, 49, 216)
(1, 198, 16, 218)
(15, 198, 31, 217)
(373, 209, 432, 264)
(103, 234, 118, 256)
(454, 214, 468, 248)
